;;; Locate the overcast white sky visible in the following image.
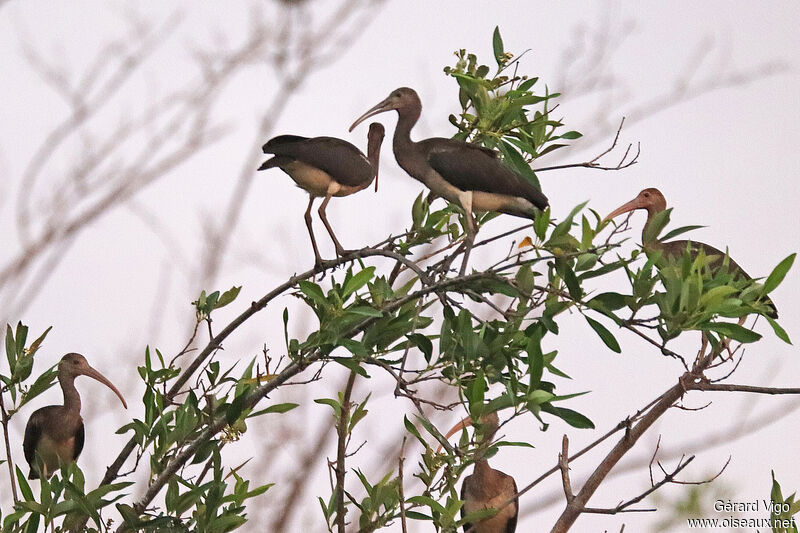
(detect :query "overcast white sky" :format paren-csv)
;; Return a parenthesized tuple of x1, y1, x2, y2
(1, 1, 799, 531)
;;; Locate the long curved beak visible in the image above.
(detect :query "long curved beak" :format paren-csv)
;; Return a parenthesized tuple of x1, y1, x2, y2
(83, 365, 128, 409)
(602, 197, 643, 224)
(349, 97, 394, 132)
(437, 416, 475, 453)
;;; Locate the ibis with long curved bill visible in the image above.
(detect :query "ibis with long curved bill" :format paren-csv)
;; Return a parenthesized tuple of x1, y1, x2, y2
(349, 87, 548, 275)
(23, 353, 127, 479)
(441, 411, 518, 533)
(258, 123, 385, 265)
(603, 187, 777, 318)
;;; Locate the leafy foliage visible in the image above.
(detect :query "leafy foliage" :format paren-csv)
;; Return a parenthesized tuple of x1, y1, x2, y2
(0, 26, 794, 533)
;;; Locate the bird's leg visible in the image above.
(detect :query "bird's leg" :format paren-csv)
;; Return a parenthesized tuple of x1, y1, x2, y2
(458, 191, 476, 276)
(304, 196, 324, 268)
(318, 192, 348, 258)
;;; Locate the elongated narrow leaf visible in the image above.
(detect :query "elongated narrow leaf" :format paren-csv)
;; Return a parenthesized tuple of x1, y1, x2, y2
(584, 316, 621, 353)
(492, 26, 505, 66)
(763, 253, 796, 294)
(698, 322, 761, 343)
(661, 225, 705, 242)
(342, 267, 376, 299)
(766, 316, 792, 344)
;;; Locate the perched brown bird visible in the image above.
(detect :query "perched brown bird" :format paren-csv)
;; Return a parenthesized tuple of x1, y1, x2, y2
(258, 123, 385, 265)
(442, 412, 518, 533)
(350, 87, 548, 275)
(603, 187, 777, 318)
(23, 353, 127, 479)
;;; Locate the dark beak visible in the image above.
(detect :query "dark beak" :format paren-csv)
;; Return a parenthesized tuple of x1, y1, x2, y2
(82, 365, 128, 409)
(349, 97, 395, 132)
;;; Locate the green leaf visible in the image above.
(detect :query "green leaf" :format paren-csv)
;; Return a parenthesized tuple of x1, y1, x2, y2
(342, 267, 376, 299)
(763, 253, 796, 294)
(215, 286, 241, 309)
(259, 403, 299, 415)
(492, 26, 504, 66)
(661, 225, 705, 241)
(698, 321, 762, 343)
(766, 316, 792, 344)
(298, 281, 328, 308)
(542, 405, 595, 429)
(584, 316, 621, 353)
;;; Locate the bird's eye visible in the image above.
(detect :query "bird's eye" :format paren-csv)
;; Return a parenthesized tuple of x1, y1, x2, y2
(643, 192, 650, 197)
(393, 92, 401, 98)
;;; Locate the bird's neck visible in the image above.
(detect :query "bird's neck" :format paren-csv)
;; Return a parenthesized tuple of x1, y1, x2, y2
(642, 208, 663, 249)
(60, 374, 81, 413)
(392, 109, 420, 162)
(367, 139, 382, 174)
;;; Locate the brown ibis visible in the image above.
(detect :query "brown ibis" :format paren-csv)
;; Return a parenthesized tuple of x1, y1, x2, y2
(23, 353, 127, 479)
(258, 122, 385, 265)
(442, 411, 518, 533)
(349, 87, 549, 275)
(603, 187, 777, 318)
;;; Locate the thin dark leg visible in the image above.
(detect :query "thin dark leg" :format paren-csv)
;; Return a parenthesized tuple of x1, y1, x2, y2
(318, 193, 346, 257)
(458, 193, 476, 276)
(304, 196, 323, 266)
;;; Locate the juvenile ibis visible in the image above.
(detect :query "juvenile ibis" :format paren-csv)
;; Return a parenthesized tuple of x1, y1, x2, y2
(23, 353, 127, 479)
(603, 187, 777, 318)
(442, 411, 518, 533)
(349, 87, 548, 275)
(258, 123, 385, 265)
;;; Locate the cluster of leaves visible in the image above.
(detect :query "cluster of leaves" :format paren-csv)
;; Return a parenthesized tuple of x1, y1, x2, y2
(0, 27, 796, 533)
(444, 26, 582, 189)
(770, 472, 800, 533)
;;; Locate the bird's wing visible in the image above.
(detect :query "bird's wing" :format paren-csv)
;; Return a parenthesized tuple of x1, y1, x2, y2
(422, 138, 548, 210)
(23, 410, 45, 478)
(506, 476, 519, 533)
(460, 479, 472, 533)
(262, 136, 374, 187)
(662, 240, 748, 278)
(262, 134, 310, 152)
(660, 240, 777, 318)
(73, 421, 85, 461)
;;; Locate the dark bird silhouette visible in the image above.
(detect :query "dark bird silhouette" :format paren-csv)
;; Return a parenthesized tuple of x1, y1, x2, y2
(349, 87, 548, 274)
(23, 353, 127, 479)
(442, 412, 518, 533)
(258, 123, 384, 265)
(603, 187, 777, 318)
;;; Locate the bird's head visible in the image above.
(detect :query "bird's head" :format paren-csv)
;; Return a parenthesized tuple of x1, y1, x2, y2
(603, 187, 667, 223)
(59, 353, 127, 409)
(438, 411, 500, 453)
(349, 87, 421, 132)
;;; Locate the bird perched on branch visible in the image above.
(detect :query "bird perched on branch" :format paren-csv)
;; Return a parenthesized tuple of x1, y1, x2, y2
(23, 353, 127, 479)
(603, 187, 777, 318)
(350, 87, 548, 275)
(258, 123, 385, 266)
(441, 411, 518, 533)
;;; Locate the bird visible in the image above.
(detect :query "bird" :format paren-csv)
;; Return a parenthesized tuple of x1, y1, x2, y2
(441, 411, 518, 533)
(603, 187, 777, 318)
(258, 122, 385, 266)
(23, 353, 127, 479)
(349, 87, 548, 275)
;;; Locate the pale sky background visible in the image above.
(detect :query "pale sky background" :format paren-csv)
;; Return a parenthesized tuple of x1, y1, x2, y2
(1, 1, 799, 532)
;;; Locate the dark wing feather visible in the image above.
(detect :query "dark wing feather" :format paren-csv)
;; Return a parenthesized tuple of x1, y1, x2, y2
(661, 240, 777, 318)
(422, 138, 548, 210)
(73, 421, 85, 461)
(460, 480, 471, 533)
(262, 135, 373, 187)
(506, 476, 518, 533)
(23, 410, 45, 479)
